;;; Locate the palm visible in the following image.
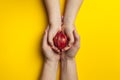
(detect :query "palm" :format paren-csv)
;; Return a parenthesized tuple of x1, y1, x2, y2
(64, 45, 79, 58)
(43, 46, 60, 61)
(61, 29, 80, 59)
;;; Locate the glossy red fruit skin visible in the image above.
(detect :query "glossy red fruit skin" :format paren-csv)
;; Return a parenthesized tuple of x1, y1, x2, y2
(53, 31, 68, 50)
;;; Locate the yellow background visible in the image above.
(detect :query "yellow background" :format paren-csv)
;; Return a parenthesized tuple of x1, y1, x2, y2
(0, 0, 120, 80)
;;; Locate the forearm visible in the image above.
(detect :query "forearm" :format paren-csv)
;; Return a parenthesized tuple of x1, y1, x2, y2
(41, 60, 58, 80)
(44, 0, 61, 25)
(63, 0, 83, 25)
(61, 58, 78, 80)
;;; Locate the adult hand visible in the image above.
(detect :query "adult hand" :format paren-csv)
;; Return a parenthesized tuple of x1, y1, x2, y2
(61, 28, 80, 60)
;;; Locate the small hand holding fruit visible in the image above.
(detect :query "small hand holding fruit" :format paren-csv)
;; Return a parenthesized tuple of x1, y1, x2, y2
(62, 24, 75, 47)
(53, 26, 80, 55)
(53, 17, 71, 52)
(42, 27, 60, 61)
(48, 24, 61, 52)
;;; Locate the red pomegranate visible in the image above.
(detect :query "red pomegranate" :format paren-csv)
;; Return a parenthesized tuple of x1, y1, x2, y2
(53, 31, 68, 51)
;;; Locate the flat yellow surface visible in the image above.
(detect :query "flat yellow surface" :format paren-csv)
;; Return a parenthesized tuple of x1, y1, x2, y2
(0, 0, 120, 80)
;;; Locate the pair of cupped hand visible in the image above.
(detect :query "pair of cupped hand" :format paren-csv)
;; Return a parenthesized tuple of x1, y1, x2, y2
(42, 23, 80, 61)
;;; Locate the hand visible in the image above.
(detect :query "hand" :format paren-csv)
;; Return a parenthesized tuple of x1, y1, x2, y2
(48, 24, 61, 52)
(61, 29, 80, 60)
(42, 27, 60, 62)
(62, 24, 75, 47)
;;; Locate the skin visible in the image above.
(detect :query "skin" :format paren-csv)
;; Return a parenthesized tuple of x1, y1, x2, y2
(63, 0, 83, 46)
(44, 0, 83, 49)
(42, 0, 82, 79)
(44, 0, 61, 51)
(60, 29, 80, 80)
(41, 27, 80, 80)
(41, 27, 60, 80)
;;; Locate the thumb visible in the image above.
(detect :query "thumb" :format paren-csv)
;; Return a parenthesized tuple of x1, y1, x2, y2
(68, 31, 74, 46)
(43, 27, 49, 46)
(48, 29, 54, 47)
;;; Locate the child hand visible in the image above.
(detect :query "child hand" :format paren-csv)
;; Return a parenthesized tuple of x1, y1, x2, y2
(62, 23, 75, 47)
(48, 25, 61, 51)
(42, 27, 60, 62)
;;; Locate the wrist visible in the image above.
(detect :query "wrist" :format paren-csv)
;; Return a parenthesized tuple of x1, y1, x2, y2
(61, 55, 75, 62)
(62, 23, 75, 30)
(63, 22, 74, 27)
(45, 59, 59, 66)
(61, 56, 76, 68)
(63, 17, 74, 26)
(49, 23, 61, 29)
(49, 18, 61, 27)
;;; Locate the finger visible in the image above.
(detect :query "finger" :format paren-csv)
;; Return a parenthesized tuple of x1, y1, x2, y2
(43, 27, 49, 46)
(73, 29, 80, 47)
(68, 32, 74, 46)
(48, 29, 54, 47)
(51, 46, 60, 53)
(73, 29, 80, 42)
(62, 45, 71, 52)
(45, 26, 49, 33)
(48, 27, 61, 46)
